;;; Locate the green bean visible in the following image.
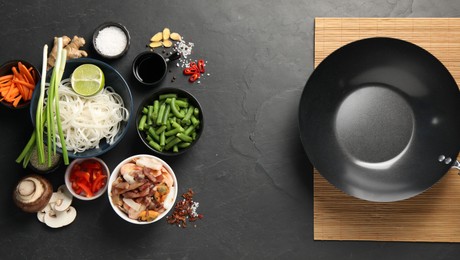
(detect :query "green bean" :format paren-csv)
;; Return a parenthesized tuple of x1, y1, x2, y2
(148, 127, 160, 141)
(170, 98, 185, 118)
(165, 135, 176, 144)
(171, 121, 184, 132)
(184, 125, 195, 136)
(155, 125, 167, 135)
(147, 105, 153, 125)
(159, 93, 177, 100)
(160, 131, 166, 146)
(138, 93, 202, 153)
(165, 128, 181, 137)
(149, 140, 163, 151)
(175, 99, 189, 108)
(166, 118, 172, 131)
(162, 104, 170, 125)
(191, 115, 200, 127)
(152, 100, 159, 121)
(156, 103, 166, 125)
(182, 105, 194, 125)
(178, 142, 191, 149)
(177, 133, 193, 142)
(138, 115, 147, 131)
(164, 137, 182, 150)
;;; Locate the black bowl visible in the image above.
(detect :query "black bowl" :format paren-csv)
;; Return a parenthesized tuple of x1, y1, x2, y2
(0, 60, 40, 109)
(136, 87, 204, 156)
(93, 22, 130, 59)
(30, 58, 133, 158)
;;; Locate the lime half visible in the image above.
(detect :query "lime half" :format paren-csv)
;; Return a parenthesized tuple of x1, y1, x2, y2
(70, 64, 105, 96)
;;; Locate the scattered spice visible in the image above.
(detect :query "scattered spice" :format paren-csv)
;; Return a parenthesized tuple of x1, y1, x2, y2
(166, 188, 203, 228)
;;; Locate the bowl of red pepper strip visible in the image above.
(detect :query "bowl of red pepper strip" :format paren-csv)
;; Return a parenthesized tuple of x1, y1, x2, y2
(65, 157, 109, 200)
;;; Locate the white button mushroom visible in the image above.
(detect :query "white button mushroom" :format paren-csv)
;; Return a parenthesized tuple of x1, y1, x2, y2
(44, 206, 77, 228)
(36, 185, 77, 228)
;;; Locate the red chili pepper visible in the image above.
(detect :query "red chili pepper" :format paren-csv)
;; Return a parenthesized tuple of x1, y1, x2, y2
(197, 59, 205, 73)
(189, 62, 198, 70)
(183, 67, 198, 75)
(189, 73, 200, 82)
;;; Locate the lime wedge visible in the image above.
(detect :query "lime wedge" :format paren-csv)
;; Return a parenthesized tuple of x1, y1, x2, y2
(70, 64, 105, 96)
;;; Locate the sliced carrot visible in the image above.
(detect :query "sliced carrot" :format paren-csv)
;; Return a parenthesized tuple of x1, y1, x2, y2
(0, 75, 13, 82)
(0, 62, 38, 105)
(12, 95, 21, 107)
(18, 62, 35, 84)
(13, 79, 34, 89)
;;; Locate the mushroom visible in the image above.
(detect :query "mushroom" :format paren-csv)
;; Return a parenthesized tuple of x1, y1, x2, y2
(13, 174, 53, 213)
(37, 203, 51, 223)
(43, 206, 77, 228)
(36, 184, 77, 228)
(52, 185, 73, 212)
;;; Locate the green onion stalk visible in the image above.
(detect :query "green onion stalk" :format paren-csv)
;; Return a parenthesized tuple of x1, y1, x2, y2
(16, 37, 70, 168)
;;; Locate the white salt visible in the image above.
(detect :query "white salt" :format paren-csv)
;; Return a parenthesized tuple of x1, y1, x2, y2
(95, 26, 127, 57)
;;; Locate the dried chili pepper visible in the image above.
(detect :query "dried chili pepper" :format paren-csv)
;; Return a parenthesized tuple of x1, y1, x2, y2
(166, 188, 203, 228)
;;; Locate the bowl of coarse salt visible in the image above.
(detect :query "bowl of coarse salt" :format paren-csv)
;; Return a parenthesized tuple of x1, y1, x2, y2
(93, 22, 130, 59)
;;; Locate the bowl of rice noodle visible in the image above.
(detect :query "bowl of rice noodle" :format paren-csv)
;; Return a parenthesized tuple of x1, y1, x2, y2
(29, 58, 133, 158)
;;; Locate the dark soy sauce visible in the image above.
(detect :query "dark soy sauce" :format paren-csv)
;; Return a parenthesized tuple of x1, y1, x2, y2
(135, 54, 166, 84)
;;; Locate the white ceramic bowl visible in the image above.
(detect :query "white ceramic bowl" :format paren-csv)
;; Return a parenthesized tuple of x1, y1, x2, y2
(65, 157, 110, 200)
(107, 154, 178, 224)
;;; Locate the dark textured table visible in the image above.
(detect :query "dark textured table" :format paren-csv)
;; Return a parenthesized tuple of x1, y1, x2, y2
(1, 1, 459, 259)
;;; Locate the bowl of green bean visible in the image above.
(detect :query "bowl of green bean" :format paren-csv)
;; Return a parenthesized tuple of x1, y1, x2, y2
(136, 87, 203, 156)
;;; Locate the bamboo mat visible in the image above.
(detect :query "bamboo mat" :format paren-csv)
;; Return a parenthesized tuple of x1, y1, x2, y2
(313, 18, 460, 242)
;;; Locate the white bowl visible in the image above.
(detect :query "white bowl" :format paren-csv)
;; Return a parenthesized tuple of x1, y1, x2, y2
(107, 154, 178, 224)
(65, 157, 110, 200)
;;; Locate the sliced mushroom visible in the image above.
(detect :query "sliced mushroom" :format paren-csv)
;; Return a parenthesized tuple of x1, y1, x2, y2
(44, 206, 77, 228)
(37, 203, 51, 223)
(53, 185, 73, 212)
(13, 174, 53, 213)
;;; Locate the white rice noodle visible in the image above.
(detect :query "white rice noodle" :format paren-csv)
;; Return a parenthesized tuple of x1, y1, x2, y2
(48, 78, 129, 153)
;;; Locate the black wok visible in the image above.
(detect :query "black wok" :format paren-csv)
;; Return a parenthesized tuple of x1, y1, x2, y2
(299, 37, 460, 202)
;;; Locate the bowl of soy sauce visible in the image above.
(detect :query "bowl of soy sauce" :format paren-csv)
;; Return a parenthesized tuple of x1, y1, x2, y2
(132, 51, 169, 87)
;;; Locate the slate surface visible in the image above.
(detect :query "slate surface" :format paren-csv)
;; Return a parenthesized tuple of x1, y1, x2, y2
(0, 0, 459, 259)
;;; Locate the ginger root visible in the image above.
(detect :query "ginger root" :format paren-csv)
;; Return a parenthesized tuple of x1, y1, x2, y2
(47, 35, 88, 70)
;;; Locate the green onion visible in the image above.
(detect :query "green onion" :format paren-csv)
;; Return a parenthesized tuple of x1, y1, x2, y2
(16, 37, 70, 168)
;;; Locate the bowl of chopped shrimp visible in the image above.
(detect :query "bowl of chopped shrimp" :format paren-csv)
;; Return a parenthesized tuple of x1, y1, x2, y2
(107, 154, 178, 224)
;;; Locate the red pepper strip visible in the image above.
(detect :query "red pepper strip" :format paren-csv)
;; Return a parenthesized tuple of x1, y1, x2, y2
(189, 73, 200, 82)
(81, 160, 102, 171)
(92, 174, 107, 193)
(197, 59, 205, 73)
(183, 67, 198, 75)
(71, 170, 91, 183)
(77, 181, 94, 198)
(74, 187, 83, 194)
